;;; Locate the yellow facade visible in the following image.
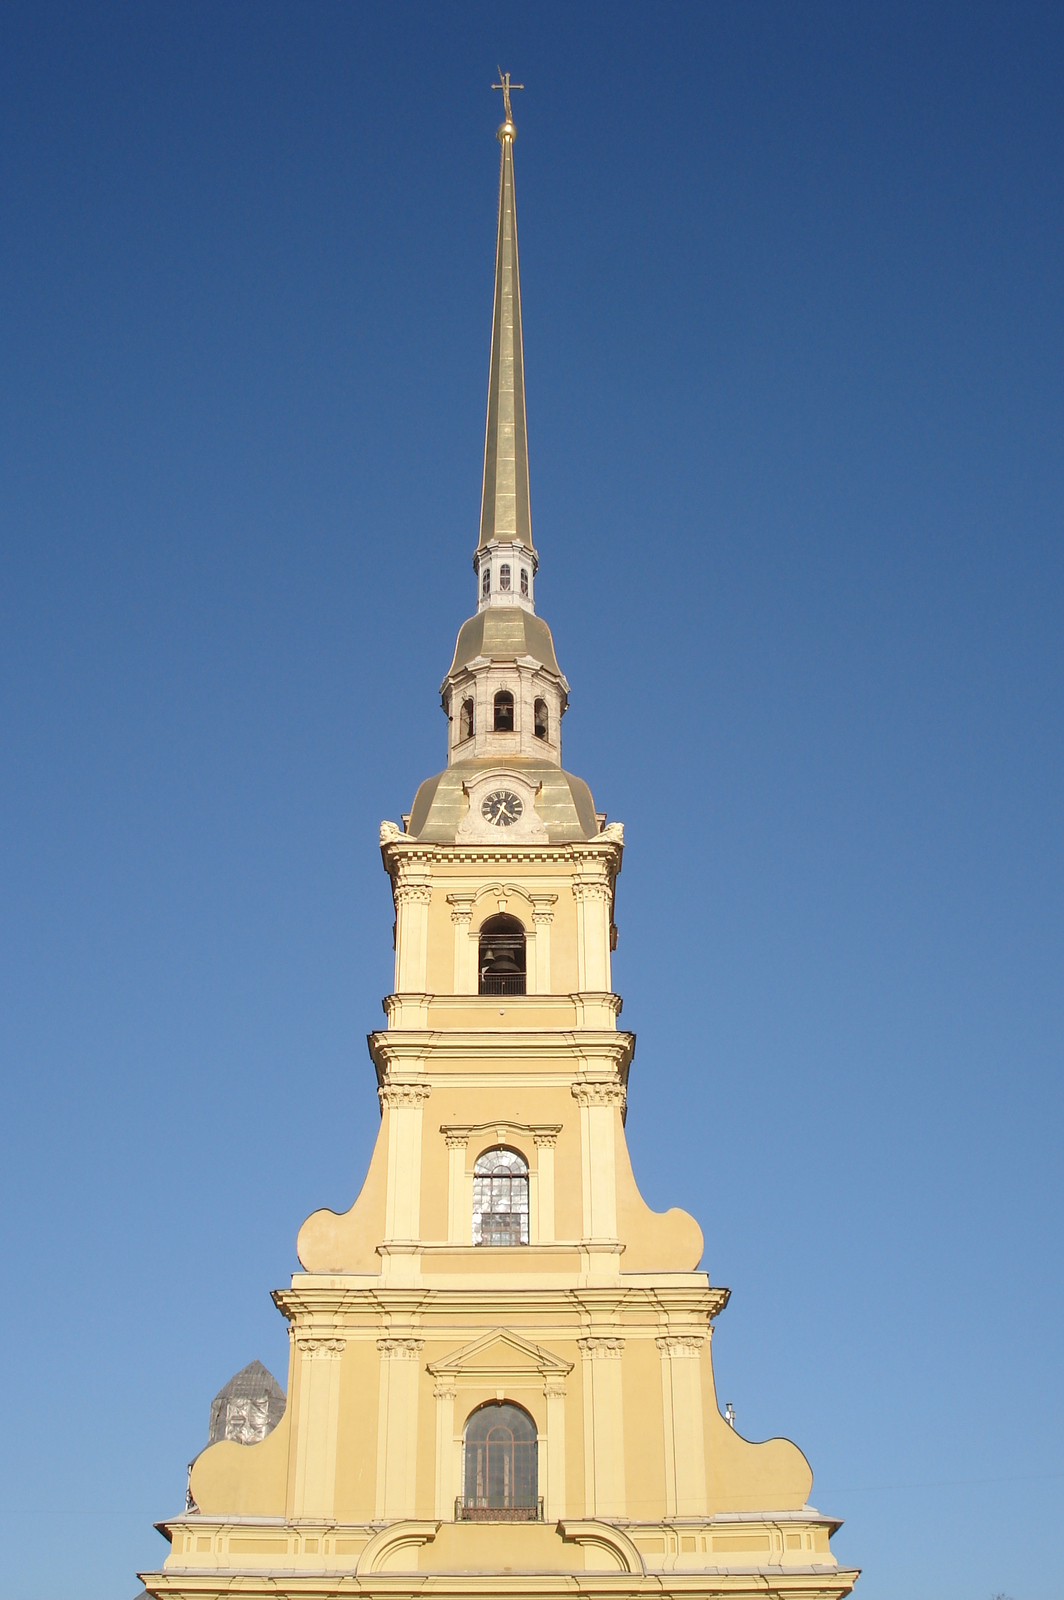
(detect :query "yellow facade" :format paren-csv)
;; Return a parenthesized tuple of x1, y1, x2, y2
(140, 90, 858, 1600)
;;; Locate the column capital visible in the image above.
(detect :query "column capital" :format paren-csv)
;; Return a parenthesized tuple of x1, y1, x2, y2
(530, 893, 558, 925)
(578, 1336, 625, 1359)
(571, 1080, 626, 1109)
(377, 1337, 425, 1360)
(656, 1334, 706, 1357)
(296, 1336, 346, 1357)
(394, 881, 432, 907)
(446, 893, 476, 925)
(572, 879, 612, 906)
(379, 1083, 431, 1110)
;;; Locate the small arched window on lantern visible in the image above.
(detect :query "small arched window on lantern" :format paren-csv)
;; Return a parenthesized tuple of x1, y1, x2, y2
(499, 563, 511, 592)
(459, 698, 474, 742)
(534, 698, 549, 741)
(479, 912, 525, 995)
(481, 564, 491, 599)
(472, 1148, 529, 1246)
(493, 690, 514, 732)
(520, 568, 529, 598)
(461, 1400, 539, 1519)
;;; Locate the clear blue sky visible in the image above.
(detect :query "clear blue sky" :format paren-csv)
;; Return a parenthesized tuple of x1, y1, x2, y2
(1, 5, 1061, 1598)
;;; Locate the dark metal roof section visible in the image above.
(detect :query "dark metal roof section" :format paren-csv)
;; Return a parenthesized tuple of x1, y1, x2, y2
(207, 1359, 286, 1447)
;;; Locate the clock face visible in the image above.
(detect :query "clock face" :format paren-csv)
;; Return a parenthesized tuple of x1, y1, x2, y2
(482, 789, 524, 827)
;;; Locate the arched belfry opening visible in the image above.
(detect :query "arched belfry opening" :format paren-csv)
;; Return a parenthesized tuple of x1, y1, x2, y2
(493, 690, 515, 732)
(459, 698, 474, 742)
(461, 1400, 539, 1520)
(534, 698, 549, 740)
(472, 1146, 529, 1245)
(478, 913, 525, 995)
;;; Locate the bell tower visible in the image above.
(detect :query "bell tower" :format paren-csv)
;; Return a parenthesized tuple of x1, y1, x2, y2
(140, 84, 858, 1600)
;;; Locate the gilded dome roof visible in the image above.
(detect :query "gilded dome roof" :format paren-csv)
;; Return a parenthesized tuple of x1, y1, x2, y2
(408, 759, 598, 843)
(445, 608, 561, 681)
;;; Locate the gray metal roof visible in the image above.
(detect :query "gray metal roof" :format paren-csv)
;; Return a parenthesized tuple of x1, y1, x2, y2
(208, 1360, 286, 1447)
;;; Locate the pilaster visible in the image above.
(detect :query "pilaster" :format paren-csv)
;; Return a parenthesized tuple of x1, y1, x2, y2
(578, 1337, 626, 1518)
(531, 893, 556, 993)
(446, 894, 477, 993)
(289, 1334, 345, 1519)
(573, 1080, 625, 1249)
(573, 873, 612, 993)
(533, 1128, 557, 1243)
(544, 1377, 567, 1520)
(432, 1380, 458, 1519)
(374, 1337, 425, 1521)
(381, 1083, 430, 1273)
(657, 1332, 709, 1518)
(444, 1130, 469, 1243)
(394, 872, 432, 992)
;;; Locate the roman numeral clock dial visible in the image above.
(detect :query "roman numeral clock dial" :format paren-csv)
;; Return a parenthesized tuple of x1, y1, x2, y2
(481, 789, 524, 827)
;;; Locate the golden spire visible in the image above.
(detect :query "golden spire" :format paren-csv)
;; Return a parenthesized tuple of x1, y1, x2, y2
(479, 73, 533, 553)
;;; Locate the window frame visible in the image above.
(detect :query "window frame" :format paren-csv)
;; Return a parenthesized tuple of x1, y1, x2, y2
(472, 1145, 530, 1246)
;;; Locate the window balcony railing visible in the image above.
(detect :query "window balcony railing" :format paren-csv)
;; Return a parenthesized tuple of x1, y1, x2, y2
(455, 1497, 543, 1523)
(479, 974, 526, 996)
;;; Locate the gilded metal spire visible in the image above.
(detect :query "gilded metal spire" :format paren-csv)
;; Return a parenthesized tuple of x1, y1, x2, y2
(479, 75, 533, 553)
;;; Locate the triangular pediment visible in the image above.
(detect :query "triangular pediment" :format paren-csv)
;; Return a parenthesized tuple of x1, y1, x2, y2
(427, 1327, 572, 1381)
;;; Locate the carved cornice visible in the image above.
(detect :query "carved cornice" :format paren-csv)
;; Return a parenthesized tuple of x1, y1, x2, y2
(274, 1281, 729, 1325)
(428, 1327, 573, 1382)
(378, 834, 625, 876)
(370, 1030, 635, 1075)
(441, 1120, 562, 1150)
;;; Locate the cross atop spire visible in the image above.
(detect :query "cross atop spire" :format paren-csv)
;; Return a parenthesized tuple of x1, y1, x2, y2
(491, 69, 523, 129)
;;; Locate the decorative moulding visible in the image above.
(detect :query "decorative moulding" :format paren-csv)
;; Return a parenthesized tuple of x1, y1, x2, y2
(427, 1326, 572, 1385)
(456, 769, 549, 845)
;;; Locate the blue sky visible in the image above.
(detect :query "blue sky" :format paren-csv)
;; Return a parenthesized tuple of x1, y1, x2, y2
(1, 5, 1061, 1598)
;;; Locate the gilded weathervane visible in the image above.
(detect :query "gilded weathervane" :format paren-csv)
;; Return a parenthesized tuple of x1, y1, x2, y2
(492, 68, 523, 130)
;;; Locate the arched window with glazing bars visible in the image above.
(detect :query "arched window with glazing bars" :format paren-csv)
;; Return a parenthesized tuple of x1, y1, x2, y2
(461, 1401, 539, 1520)
(472, 1147, 529, 1245)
